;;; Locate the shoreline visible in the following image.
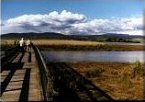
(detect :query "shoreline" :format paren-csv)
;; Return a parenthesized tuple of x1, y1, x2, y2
(38, 44, 144, 51)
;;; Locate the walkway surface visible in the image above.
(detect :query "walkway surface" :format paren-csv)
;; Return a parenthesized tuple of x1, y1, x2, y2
(1, 48, 44, 101)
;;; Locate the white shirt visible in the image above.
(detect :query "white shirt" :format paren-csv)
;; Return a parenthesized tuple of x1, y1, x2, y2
(19, 40, 23, 47)
(26, 40, 30, 46)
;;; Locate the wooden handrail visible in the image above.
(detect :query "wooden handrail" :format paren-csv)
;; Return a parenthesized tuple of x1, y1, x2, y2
(32, 44, 54, 102)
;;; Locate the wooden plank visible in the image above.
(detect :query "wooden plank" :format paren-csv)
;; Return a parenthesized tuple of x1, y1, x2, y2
(1, 48, 44, 101)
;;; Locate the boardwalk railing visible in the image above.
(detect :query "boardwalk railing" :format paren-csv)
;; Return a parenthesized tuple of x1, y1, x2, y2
(32, 45, 54, 102)
(32, 44, 113, 101)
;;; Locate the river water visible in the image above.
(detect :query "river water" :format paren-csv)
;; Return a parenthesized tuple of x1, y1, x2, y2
(42, 51, 144, 63)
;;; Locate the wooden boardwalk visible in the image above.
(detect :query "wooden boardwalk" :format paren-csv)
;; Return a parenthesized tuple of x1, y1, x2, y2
(1, 46, 114, 101)
(1, 48, 44, 101)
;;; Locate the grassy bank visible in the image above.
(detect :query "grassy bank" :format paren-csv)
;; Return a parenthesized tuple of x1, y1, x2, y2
(1, 40, 16, 50)
(1, 39, 144, 51)
(68, 62, 145, 100)
(33, 39, 144, 51)
(38, 44, 144, 51)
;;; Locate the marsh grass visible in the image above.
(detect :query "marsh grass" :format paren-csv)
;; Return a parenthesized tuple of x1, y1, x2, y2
(36, 39, 144, 51)
(121, 73, 133, 89)
(69, 62, 144, 100)
(85, 68, 104, 78)
(131, 60, 143, 78)
(1, 39, 144, 51)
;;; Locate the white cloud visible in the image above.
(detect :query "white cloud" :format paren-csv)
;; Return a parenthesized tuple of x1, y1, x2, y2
(2, 10, 144, 35)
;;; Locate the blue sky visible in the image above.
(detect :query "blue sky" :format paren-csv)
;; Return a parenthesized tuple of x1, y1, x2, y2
(2, 0, 144, 20)
(1, 0, 145, 35)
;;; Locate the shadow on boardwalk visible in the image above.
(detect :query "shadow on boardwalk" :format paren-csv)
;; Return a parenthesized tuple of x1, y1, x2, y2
(1, 51, 32, 101)
(47, 62, 113, 102)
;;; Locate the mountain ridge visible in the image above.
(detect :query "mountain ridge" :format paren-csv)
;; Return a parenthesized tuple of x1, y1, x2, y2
(1, 32, 144, 42)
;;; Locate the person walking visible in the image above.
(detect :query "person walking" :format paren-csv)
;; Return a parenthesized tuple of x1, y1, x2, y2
(19, 38, 24, 52)
(26, 39, 31, 52)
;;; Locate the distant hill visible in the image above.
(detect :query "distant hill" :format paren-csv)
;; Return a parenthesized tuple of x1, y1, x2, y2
(1, 32, 66, 39)
(1, 32, 144, 43)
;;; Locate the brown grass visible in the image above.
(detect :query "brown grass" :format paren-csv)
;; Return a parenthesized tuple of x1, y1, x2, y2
(32, 39, 144, 51)
(38, 44, 144, 51)
(68, 62, 145, 100)
(1, 40, 16, 45)
(32, 39, 104, 46)
(1, 39, 144, 51)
